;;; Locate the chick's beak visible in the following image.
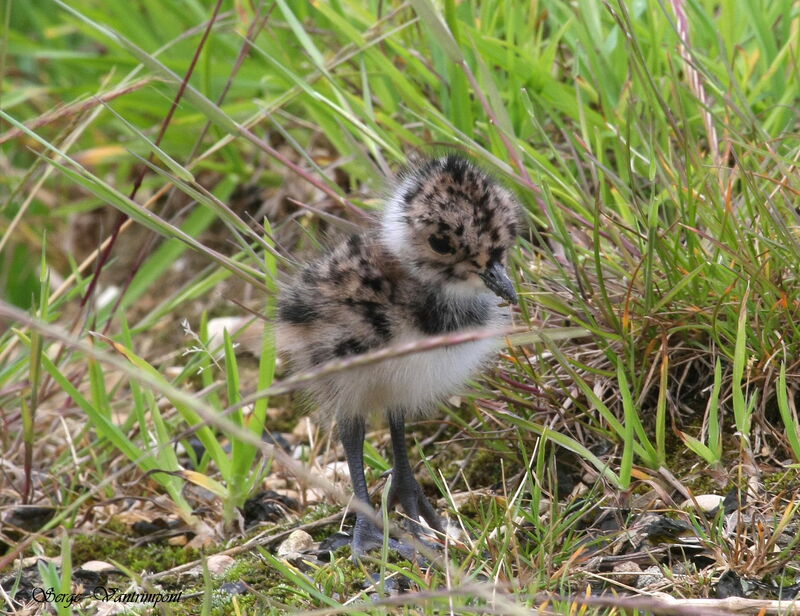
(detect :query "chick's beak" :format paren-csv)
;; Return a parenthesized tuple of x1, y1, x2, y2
(479, 261, 518, 304)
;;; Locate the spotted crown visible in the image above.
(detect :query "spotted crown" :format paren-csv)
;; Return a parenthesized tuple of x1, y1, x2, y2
(381, 155, 519, 297)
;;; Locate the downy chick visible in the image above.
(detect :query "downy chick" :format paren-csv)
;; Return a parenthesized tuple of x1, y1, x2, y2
(277, 154, 519, 557)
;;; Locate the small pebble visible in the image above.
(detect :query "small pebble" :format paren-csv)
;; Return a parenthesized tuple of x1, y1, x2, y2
(277, 529, 315, 558)
(681, 494, 724, 513)
(220, 581, 248, 595)
(80, 560, 116, 573)
(206, 554, 235, 575)
(636, 565, 665, 589)
(612, 561, 641, 586)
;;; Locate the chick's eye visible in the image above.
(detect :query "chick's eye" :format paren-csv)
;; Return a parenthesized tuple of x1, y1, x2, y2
(428, 234, 454, 255)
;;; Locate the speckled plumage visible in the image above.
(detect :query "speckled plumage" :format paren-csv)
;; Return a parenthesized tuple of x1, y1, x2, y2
(276, 154, 520, 557)
(278, 156, 518, 419)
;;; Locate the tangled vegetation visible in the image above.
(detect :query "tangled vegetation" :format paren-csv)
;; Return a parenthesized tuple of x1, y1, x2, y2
(1, 0, 798, 614)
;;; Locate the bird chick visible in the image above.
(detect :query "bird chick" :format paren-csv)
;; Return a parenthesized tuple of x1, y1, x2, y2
(277, 154, 519, 558)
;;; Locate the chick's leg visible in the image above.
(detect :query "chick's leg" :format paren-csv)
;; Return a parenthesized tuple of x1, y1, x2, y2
(387, 410, 445, 537)
(338, 415, 412, 559)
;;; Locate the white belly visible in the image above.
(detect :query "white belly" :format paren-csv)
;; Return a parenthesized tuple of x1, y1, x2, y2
(331, 337, 500, 419)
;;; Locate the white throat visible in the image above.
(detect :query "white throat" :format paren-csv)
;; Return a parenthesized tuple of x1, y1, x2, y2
(442, 276, 491, 300)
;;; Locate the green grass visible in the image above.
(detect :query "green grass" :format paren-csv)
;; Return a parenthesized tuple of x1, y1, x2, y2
(1, 0, 799, 613)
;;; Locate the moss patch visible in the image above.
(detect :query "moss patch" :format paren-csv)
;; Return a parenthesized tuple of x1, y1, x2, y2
(69, 533, 200, 573)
